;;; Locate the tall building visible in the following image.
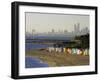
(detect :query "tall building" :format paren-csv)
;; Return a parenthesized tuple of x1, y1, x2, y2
(51, 29, 55, 33)
(64, 29, 68, 33)
(74, 23, 80, 36)
(81, 27, 89, 35)
(32, 29, 35, 35)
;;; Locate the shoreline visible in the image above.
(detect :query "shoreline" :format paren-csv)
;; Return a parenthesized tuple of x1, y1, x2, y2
(25, 50, 89, 67)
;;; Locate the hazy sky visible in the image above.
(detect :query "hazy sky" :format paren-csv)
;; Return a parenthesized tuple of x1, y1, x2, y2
(25, 12, 89, 33)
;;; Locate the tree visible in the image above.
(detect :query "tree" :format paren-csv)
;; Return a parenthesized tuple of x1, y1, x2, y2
(75, 34, 89, 48)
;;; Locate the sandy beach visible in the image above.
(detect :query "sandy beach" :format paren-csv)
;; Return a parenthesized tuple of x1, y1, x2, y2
(26, 50, 89, 67)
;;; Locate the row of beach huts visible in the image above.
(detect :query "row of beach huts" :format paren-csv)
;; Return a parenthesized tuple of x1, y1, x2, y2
(46, 47, 89, 56)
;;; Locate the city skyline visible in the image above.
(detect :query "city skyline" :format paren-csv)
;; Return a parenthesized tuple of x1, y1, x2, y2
(29, 23, 89, 33)
(26, 12, 89, 33)
(26, 23, 89, 39)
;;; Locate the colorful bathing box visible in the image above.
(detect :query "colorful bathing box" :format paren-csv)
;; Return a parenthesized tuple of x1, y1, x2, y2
(47, 47, 89, 56)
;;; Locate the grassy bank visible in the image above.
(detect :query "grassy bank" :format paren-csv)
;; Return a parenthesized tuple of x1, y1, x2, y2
(26, 50, 89, 67)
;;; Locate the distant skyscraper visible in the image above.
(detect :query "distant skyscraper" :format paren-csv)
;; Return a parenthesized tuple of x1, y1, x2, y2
(81, 27, 89, 35)
(77, 23, 80, 32)
(74, 23, 80, 36)
(51, 29, 55, 33)
(64, 30, 68, 33)
(32, 29, 36, 38)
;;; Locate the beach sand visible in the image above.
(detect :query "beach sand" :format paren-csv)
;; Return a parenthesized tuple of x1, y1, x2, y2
(26, 50, 89, 67)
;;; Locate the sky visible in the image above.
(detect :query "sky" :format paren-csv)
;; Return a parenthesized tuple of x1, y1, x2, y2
(25, 12, 89, 33)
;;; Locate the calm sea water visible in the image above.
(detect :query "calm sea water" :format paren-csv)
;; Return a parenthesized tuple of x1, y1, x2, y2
(25, 56, 49, 68)
(25, 43, 50, 68)
(26, 43, 52, 50)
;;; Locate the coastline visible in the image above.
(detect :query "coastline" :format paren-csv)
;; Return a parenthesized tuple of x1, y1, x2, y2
(25, 50, 89, 67)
